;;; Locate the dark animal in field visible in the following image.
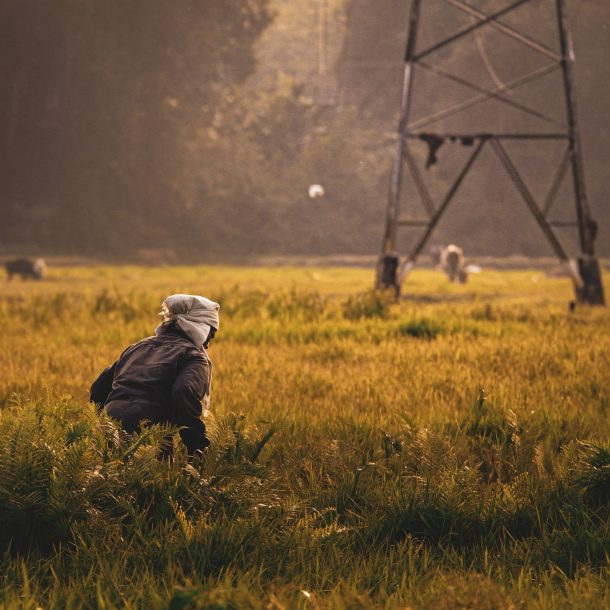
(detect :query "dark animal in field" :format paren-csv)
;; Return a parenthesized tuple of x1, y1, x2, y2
(440, 245, 468, 284)
(4, 258, 46, 280)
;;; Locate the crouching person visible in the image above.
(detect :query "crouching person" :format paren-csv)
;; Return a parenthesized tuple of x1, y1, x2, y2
(90, 294, 219, 458)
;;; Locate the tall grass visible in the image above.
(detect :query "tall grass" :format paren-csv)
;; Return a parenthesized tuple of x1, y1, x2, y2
(0, 265, 608, 608)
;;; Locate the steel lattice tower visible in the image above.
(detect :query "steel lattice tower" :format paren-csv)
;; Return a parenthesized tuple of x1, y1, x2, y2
(376, 0, 605, 305)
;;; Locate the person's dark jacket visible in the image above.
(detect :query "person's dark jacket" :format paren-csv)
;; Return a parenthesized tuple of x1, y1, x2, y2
(90, 325, 210, 454)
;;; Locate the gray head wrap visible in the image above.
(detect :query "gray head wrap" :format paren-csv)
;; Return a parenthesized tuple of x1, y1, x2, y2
(155, 294, 220, 349)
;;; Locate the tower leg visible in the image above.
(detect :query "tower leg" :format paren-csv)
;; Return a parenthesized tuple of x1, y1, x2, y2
(556, 0, 605, 305)
(575, 257, 605, 305)
(375, 0, 421, 294)
(377, 254, 400, 296)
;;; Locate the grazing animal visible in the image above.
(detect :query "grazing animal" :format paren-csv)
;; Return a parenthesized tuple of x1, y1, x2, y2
(4, 258, 46, 280)
(440, 245, 468, 283)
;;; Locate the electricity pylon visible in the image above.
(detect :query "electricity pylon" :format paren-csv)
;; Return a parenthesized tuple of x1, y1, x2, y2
(376, 0, 605, 305)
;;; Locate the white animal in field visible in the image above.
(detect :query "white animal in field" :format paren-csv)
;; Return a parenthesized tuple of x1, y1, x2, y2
(440, 244, 468, 283)
(32, 258, 47, 277)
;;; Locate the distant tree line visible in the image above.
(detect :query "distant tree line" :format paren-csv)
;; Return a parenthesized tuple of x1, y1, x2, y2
(0, 0, 273, 259)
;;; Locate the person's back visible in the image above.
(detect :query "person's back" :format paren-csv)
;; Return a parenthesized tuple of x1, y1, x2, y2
(90, 294, 219, 455)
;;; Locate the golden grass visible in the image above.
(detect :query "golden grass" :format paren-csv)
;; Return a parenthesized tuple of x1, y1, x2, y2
(2, 265, 608, 430)
(0, 264, 608, 609)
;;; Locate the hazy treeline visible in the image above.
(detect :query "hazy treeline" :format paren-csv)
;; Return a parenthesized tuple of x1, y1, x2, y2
(0, 0, 273, 259)
(0, 0, 608, 260)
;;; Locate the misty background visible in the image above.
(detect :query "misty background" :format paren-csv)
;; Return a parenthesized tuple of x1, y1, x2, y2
(0, 0, 608, 263)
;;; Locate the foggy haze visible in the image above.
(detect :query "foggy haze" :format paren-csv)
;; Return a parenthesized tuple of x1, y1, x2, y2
(0, 0, 607, 262)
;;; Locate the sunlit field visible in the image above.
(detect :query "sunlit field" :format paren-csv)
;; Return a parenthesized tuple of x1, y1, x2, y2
(1, 265, 609, 609)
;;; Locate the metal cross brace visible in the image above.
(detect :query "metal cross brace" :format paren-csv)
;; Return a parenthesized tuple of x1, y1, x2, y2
(376, 0, 605, 304)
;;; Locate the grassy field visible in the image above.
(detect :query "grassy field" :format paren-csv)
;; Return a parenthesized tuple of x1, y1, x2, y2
(0, 265, 609, 609)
